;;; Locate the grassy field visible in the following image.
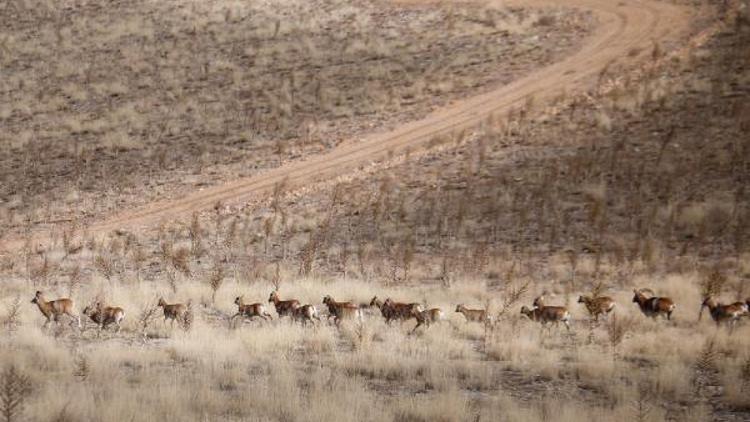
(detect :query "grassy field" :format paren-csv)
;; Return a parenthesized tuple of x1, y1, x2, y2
(1, 0, 750, 421)
(3, 274, 750, 421)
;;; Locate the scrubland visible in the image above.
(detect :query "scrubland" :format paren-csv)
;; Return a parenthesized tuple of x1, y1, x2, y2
(0, 0, 590, 235)
(1, 0, 750, 421)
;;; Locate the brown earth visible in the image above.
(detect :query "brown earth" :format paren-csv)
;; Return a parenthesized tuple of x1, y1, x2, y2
(0, 0, 692, 250)
(0, 0, 590, 237)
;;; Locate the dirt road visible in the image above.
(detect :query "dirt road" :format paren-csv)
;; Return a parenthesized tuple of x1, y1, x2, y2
(3, 0, 692, 247)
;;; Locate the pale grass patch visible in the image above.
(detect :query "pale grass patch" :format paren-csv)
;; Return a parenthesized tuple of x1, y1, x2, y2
(393, 386, 470, 421)
(4, 241, 750, 421)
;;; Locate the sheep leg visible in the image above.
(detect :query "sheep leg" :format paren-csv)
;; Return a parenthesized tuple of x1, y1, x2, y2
(230, 313, 239, 328)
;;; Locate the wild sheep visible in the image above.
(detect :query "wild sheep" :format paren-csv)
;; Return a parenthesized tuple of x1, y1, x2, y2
(455, 304, 489, 323)
(520, 303, 571, 330)
(322, 295, 361, 326)
(231, 296, 273, 324)
(157, 297, 187, 327)
(82, 302, 125, 332)
(577, 295, 615, 321)
(699, 296, 748, 328)
(292, 304, 322, 326)
(31, 291, 81, 329)
(528, 295, 571, 330)
(268, 290, 300, 318)
(370, 296, 422, 324)
(632, 289, 675, 320)
(410, 307, 445, 333)
(382, 298, 423, 324)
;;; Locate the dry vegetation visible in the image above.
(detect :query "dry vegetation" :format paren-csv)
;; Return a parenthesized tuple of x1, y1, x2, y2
(0, 0, 590, 235)
(1, 0, 749, 421)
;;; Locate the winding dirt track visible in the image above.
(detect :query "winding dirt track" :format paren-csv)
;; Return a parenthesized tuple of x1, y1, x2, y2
(4, 0, 692, 247)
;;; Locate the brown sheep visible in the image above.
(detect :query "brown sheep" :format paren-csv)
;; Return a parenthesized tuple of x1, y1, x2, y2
(157, 297, 187, 327)
(31, 291, 81, 329)
(632, 289, 675, 320)
(322, 295, 362, 326)
(82, 302, 125, 332)
(268, 290, 300, 318)
(231, 296, 273, 325)
(577, 295, 616, 321)
(699, 296, 748, 328)
(410, 307, 445, 333)
(455, 304, 489, 323)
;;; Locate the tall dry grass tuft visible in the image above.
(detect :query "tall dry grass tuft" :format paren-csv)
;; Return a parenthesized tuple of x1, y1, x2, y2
(699, 267, 726, 299)
(496, 278, 530, 320)
(73, 355, 89, 382)
(208, 259, 225, 304)
(138, 300, 160, 339)
(0, 365, 32, 422)
(606, 313, 633, 358)
(130, 243, 147, 282)
(179, 301, 194, 332)
(188, 212, 205, 259)
(692, 339, 719, 396)
(66, 265, 81, 298)
(741, 354, 750, 393)
(94, 254, 114, 283)
(2, 297, 20, 335)
(631, 382, 653, 422)
(171, 247, 192, 278)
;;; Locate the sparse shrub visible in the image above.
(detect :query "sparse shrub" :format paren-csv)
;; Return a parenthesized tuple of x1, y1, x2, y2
(130, 244, 147, 282)
(632, 383, 653, 422)
(699, 267, 726, 299)
(171, 247, 192, 278)
(496, 278, 530, 320)
(188, 213, 205, 259)
(66, 265, 81, 297)
(692, 340, 719, 396)
(208, 260, 225, 304)
(28, 253, 51, 286)
(0, 365, 32, 422)
(3, 297, 20, 334)
(73, 355, 89, 382)
(94, 254, 114, 283)
(138, 301, 160, 339)
(740, 354, 750, 393)
(606, 313, 633, 357)
(180, 302, 194, 332)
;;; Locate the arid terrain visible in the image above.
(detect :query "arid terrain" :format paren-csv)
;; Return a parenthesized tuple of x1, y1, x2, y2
(1, 0, 749, 421)
(0, 0, 591, 234)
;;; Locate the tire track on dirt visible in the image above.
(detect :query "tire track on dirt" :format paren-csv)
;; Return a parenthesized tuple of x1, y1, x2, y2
(2, 0, 692, 248)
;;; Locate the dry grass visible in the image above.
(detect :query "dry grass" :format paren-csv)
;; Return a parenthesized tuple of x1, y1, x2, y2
(0, 0, 748, 420)
(0, 0, 590, 237)
(1, 269, 749, 421)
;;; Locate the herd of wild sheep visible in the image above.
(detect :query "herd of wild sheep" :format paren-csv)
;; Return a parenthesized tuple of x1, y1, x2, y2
(29, 288, 750, 335)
